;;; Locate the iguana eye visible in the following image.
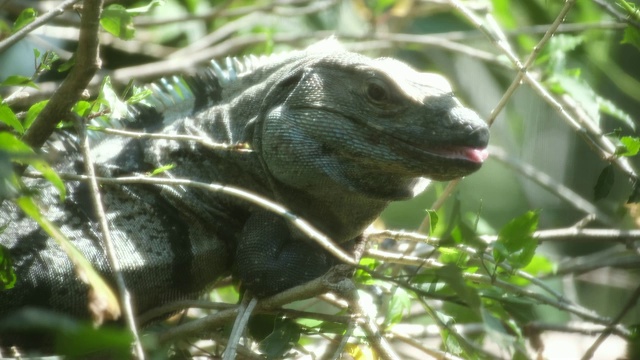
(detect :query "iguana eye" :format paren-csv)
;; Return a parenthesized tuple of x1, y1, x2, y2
(365, 77, 390, 104)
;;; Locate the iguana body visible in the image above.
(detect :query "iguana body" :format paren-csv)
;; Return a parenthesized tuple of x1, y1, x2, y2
(0, 41, 489, 336)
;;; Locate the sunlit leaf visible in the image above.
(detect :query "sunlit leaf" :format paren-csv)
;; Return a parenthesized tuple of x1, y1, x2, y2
(438, 247, 466, 265)
(386, 287, 410, 326)
(513, 254, 555, 286)
(72, 101, 93, 117)
(618, 136, 640, 157)
(622, 27, 640, 50)
(599, 97, 635, 130)
(0, 104, 24, 134)
(12, 8, 37, 32)
(0, 243, 16, 290)
(97, 77, 129, 121)
(24, 100, 48, 129)
(149, 164, 175, 176)
(354, 256, 376, 285)
(15, 197, 121, 324)
(493, 210, 539, 269)
(125, 86, 152, 104)
(345, 343, 376, 360)
(0, 133, 65, 200)
(100, 4, 135, 40)
(0, 75, 37, 89)
(125, 0, 164, 15)
(36, 50, 60, 73)
(425, 209, 439, 235)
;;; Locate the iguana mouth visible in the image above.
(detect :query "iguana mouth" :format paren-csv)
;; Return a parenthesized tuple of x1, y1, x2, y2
(425, 146, 489, 164)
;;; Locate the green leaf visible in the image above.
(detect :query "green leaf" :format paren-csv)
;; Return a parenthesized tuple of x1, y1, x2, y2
(15, 197, 121, 323)
(438, 247, 468, 265)
(12, 8, 37, 32)
(57, 55, 76, 73)
(547, 74, 600, 125)
(37, 50, 61, 74)
(258, 318, 301, 360)
(125, 0, 164, 16)
(181, 0, 198, 14)
(0, 104, 24, 134)
(386, 287, 410, 327)
(0, 149, 15, 200)
(72, 101, 93, 117)
(618, 136, 640, 157)
(0, 243, 16, 290)
(539, 35, 583, 72)
(436, 264, 481, 312)
(125, 85, 152, 104)
(425, 209, 439, 235)
(0, 133, 65, 200)
(516, 254, 554, 286)
(441, 328, 464, 355)
(599, 97, 635, 130)
(100, 4, 135, 40)
(24, 100, 48, 130)
(594, 165, 615, 201)
(354, 257, 376, 285)
(0, 75, 38, 89)
(0, 308, 133, 357)
(622, 27, 640, 50)
(316, 321, 347, 335)
(97, 77, 129, 121)
(149, 163, 175, 176)
(493, 210, 539, 269)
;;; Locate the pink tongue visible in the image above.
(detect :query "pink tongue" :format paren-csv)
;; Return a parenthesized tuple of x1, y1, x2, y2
(464, 148, 489, 163)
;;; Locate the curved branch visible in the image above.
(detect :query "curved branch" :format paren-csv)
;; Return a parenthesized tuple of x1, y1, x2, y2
(0, 0, 81, 55)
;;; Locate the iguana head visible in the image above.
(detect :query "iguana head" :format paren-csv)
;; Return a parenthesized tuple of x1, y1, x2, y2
(260, 47, 489, 201)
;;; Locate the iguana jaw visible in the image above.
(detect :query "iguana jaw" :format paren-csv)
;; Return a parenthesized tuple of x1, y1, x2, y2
(424, 146, 489, 164)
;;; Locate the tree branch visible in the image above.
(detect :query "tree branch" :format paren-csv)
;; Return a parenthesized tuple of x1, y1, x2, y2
(20, 0, 102, 149)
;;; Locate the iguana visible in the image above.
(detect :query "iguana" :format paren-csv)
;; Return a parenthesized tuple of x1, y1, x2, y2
(0, 40, 489, 346)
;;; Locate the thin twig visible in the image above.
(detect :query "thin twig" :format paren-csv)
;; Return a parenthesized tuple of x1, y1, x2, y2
(581, 282, 640, 360)
(345, 289, 400, 360)
(488, 145, 614, 224)
(590, 0, 640, 30)
(23, 172, 356, 266)
(365, 231, 634, 336)
(0, 0, 81, 54)
(74, 116, 145, 360)
(94, 127, 252, 151)
(367, 227, 640, 247)
(451, 0, 638, 181)
(223, 296, 258, 360)
(388, 329, 465, 360)
(157, 266, 353, 343)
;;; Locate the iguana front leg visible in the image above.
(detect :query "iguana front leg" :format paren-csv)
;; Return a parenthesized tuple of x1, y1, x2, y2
(233, 211, 337, 298)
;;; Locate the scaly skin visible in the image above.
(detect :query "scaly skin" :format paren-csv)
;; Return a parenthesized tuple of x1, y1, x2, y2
(0, 41, 489, 336)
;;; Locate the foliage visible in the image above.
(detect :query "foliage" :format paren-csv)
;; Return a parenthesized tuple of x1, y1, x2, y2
(0, 0, 639, 359)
